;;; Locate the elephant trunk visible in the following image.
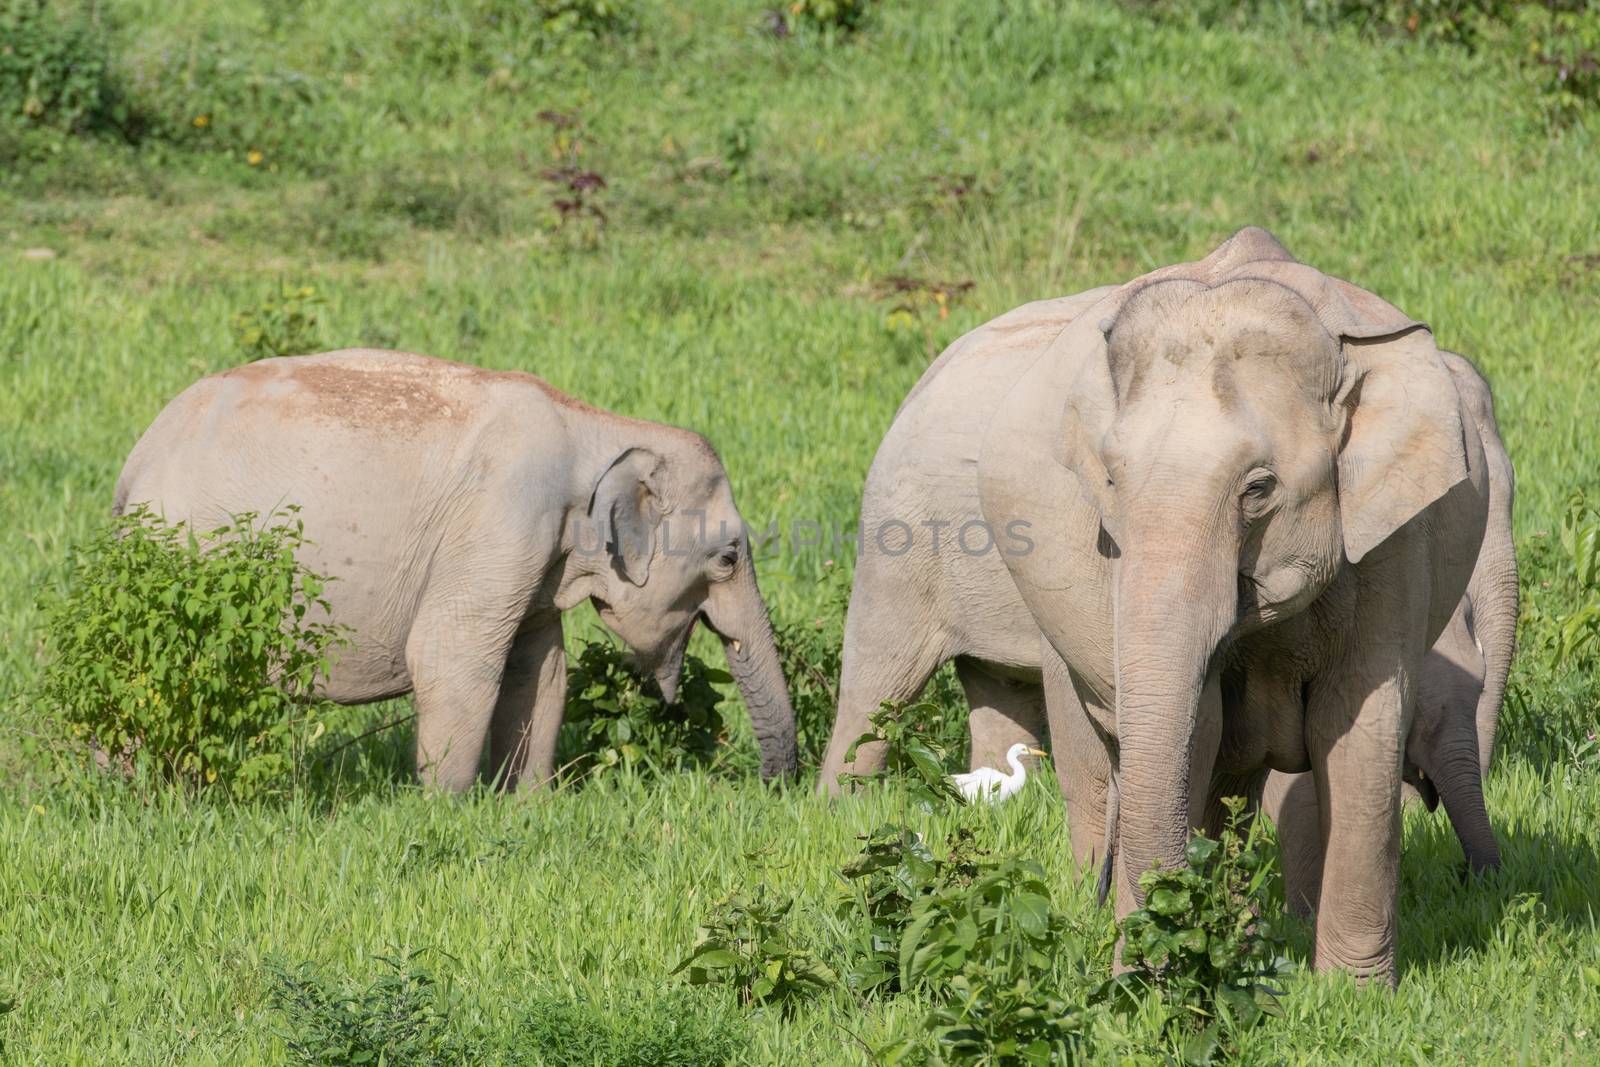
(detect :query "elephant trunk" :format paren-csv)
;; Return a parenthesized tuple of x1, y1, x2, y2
(1428, 736, 1502, 874)
(1469, 550, 1518, 778)
(707, 557, 799, 779)
(1112, 538, 1236, 911)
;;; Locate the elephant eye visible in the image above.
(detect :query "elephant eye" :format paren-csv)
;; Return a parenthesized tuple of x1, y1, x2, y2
(1241, 471, 1277, 504)
(710, 544, 738, 574)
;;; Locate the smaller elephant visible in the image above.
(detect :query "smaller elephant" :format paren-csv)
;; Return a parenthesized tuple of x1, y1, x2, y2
(1263, 349, 1517, 913)
(115, 349, 799, 790)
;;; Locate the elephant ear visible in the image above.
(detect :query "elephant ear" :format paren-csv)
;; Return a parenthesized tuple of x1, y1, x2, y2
(589, 447, 664, 586)
(1336, 326, 1470, 565)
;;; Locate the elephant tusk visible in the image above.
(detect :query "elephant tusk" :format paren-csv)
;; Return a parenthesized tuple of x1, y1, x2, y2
(730, 638, 742, 655)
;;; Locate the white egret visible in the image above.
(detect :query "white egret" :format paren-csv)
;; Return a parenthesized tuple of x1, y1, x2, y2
(950, 743, 1047, 804)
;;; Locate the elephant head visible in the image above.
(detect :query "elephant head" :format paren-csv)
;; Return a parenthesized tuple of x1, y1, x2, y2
(1053, 229, 1474, 898)
(579, 439, 799, 778)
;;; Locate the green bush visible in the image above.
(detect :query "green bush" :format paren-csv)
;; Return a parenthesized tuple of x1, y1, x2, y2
(232, 283, 325, 362)
(848, 829, 1097, 1065)
(672, 882, 837, 1015)
(34, 506, 345, 798)
(0, 0, 131, 138)
(840, 699, 968, 811)
(267, 952, 467, 1066)
(515, 988, 743, 1066)
(1103, 797, 1290, 1064)
(559, 638, 730, 780)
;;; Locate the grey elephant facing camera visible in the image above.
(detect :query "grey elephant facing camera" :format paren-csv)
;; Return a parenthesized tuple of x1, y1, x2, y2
(115, 350, 798, 791)
(822, 228, 1503, 984)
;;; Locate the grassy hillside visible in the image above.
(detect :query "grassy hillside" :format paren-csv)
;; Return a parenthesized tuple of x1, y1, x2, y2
(2, 0, 1598, 1062)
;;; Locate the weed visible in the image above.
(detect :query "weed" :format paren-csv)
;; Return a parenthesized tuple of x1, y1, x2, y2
(231, 283, 326, 362)
(33, 507, 346, 799)
(559, 638, 729, 780)
(266, 951, 466, 1066)
(841, 700, 968, 811)
(1101, 797, 1291, 1064)
(672, 879, 836, 1014)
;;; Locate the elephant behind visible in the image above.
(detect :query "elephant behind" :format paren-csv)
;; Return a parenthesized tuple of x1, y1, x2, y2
(116, 349, 799, 790)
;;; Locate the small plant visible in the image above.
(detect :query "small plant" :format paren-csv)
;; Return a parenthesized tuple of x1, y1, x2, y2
(231, 283, 325, 362)
(719, 117, 755, 179)
(542, 164, 608, 227)
(1103, 796, 1290, 1063)
(34, 506, 345, 798)
(875, 274, 976, 361)
(559, 638, 729, 780)
(672, 879, 837, 1015)
(266, 951, 465, 1066)
(786, 0, 875, 35)
(841, 700, 967, 811)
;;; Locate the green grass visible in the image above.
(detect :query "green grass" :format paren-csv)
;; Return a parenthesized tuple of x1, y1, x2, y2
(2, 0, 1599, 1062)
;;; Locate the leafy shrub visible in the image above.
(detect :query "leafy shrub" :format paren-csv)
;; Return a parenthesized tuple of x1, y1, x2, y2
(847, 829, 1098, 1065)
(835, 826, 979, 996)
(267, 951, 467, 1066)
(841, 700, 968, 811)
(232, 283, 325, 362)
(559, 638, 730, 780)
(1103, 797, 1290, 1063)
(0, 0, 132, 140)
(515, 988, 744, 1066)
(672, 881, 837, 1014)
(34, 506, 345, 798)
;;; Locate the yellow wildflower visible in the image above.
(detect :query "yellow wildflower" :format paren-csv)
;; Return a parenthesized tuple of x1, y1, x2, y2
(193, 114, 210, 128)
(247, 150, 263, 166)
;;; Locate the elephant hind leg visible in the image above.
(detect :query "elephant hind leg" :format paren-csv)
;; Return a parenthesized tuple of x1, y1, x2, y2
(817, 587, 949, 793)
(487, 614, 566, 791)
(1042, 643, 1113, 875)
(957, 658, 1046, 772)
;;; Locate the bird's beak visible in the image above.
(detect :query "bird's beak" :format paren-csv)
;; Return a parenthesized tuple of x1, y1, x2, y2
(1025, 748, 1047, 758)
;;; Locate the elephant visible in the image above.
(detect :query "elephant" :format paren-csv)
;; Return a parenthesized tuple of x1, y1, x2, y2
(1264, 347, 1518, 913)
(821, 228, 1494, 982)
(115, 349, 799, 791)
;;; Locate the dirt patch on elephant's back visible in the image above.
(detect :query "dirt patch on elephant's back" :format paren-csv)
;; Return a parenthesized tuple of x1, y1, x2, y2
(231, 359, 475, 431)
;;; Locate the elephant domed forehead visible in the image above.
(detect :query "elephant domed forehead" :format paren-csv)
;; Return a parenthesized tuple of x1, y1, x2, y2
(1108, 278, 1342, 411)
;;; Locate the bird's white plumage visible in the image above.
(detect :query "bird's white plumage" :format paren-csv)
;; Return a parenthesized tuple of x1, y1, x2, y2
(950, 743, 1045, 803)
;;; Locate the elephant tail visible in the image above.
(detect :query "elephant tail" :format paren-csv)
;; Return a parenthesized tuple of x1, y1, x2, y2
(1096, 772, 1119, 907)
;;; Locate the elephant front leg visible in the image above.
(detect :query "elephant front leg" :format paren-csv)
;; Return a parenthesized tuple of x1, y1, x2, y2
(489, 615, 566, 791)
(1307, 669, 1410, 986)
